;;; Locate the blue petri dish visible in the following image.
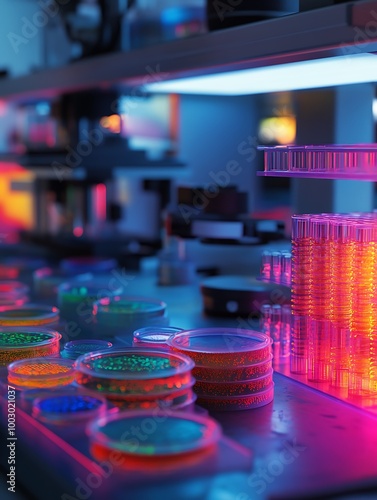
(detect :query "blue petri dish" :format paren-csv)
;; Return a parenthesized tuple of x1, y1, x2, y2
(61, 339, 113, 360)
(32, 392, 107, 424)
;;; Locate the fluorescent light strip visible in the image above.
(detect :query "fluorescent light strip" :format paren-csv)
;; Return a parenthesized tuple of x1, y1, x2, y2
(144, 53, 377, 96)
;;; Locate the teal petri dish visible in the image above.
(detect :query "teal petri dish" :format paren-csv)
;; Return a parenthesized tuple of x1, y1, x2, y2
(33, 267, 93, 299)
(57, 280, 123, 322)
(61, 339, 113, 360)
(87, 410, 221, 459)
(93, 296, 168, 338)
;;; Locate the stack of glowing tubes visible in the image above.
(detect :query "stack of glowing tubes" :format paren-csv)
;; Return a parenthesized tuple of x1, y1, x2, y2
(291, 212, 377, 396)
(74, 348, 196, 411)
(168, 328, 273, 411)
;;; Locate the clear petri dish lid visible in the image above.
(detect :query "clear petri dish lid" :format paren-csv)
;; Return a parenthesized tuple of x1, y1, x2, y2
(0, 327, 61, 350)
(61, 339, 113, 360)
(74, 348, 194, 381)
(0, 304, 60, 326)
(94, 296, 167, 322)
(133, 326, 184, 346)
(167, 328, 271, 367)
(60, 256, 117, 274)
(32, 392, 107, 424)
(58, 280, 123, 302)
(7, 357, 75, 389)
(87, 410, 221, 457)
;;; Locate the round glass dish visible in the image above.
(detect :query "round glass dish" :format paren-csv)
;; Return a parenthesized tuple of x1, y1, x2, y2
(132, 326, 183, 348)
(92, 296, 169, 339)
(32, 392, 107, 424)
(194, 371, 273, 397)
(61, 339, 113, 360)
(87, 410, 221, 460)
(60, 257, 117, 274)
(196, 384, 274, 411)
(0, 305, 60, 327)
(74, 349, 194, 395)
(0, 281, 29, 308)
(58, 280, 123, 321)
(0, 327, 61, 365)
(167, 328, 272, 368)
(193, 356, 273, 382)
(8, 357, 75, 389)
(99, 386, 196, 411)
(33, 267, 92, 299)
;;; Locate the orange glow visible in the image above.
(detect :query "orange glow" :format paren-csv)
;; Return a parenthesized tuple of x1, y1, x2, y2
(100, 114, 121, 134)
(259, 116, 296, 145)
(0, 163, 34, 231)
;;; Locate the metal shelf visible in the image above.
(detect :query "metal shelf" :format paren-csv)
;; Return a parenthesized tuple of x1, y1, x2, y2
(0, 1, 376, 101)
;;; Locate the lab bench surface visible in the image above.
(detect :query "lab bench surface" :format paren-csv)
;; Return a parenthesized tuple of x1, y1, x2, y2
(0, 270, 377, 500)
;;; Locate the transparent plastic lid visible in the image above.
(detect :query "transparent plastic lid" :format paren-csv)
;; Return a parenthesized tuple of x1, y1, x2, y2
(75, 348, 194, 381)
(87, 410, 221, 457)
(0, 305, 60, 326)
(94, 296, 167, 321)
(133, 326, 183, 345)
(168, 328, 271, 367)
(61, 339, 113, 359)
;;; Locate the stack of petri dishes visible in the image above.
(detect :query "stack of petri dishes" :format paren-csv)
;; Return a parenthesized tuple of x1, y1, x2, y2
(167, 328, 273, 411)
(0, 304, 60, 327)
(74, 348, 196, 411)
(92, 296, 169, 341)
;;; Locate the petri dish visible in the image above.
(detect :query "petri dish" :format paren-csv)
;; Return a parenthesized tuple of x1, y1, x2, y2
(194, 371, 274, 397)
(87, 410, 221, 460)
(0, 281, 29, 308)
(60, 257, 117, 274)
(74, 349, 194, 395)
(57, 280, 123, 321)
(193, 356, 273, 382)
(92, 296, 169, 339)
(0, 327, 61, 365)
(168, 328, 272, 368)
(32, 392, 107, 424)
(132, 326, 183, 348)
(197, 384, 274, 411)
(0, 257, 47, 280)
(61, 339, 113, 360)
(101, 386, 196, 411)
(8, 357, 75, 389)
(0, 304, 60, 327)
(33, 267, 92, 298)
